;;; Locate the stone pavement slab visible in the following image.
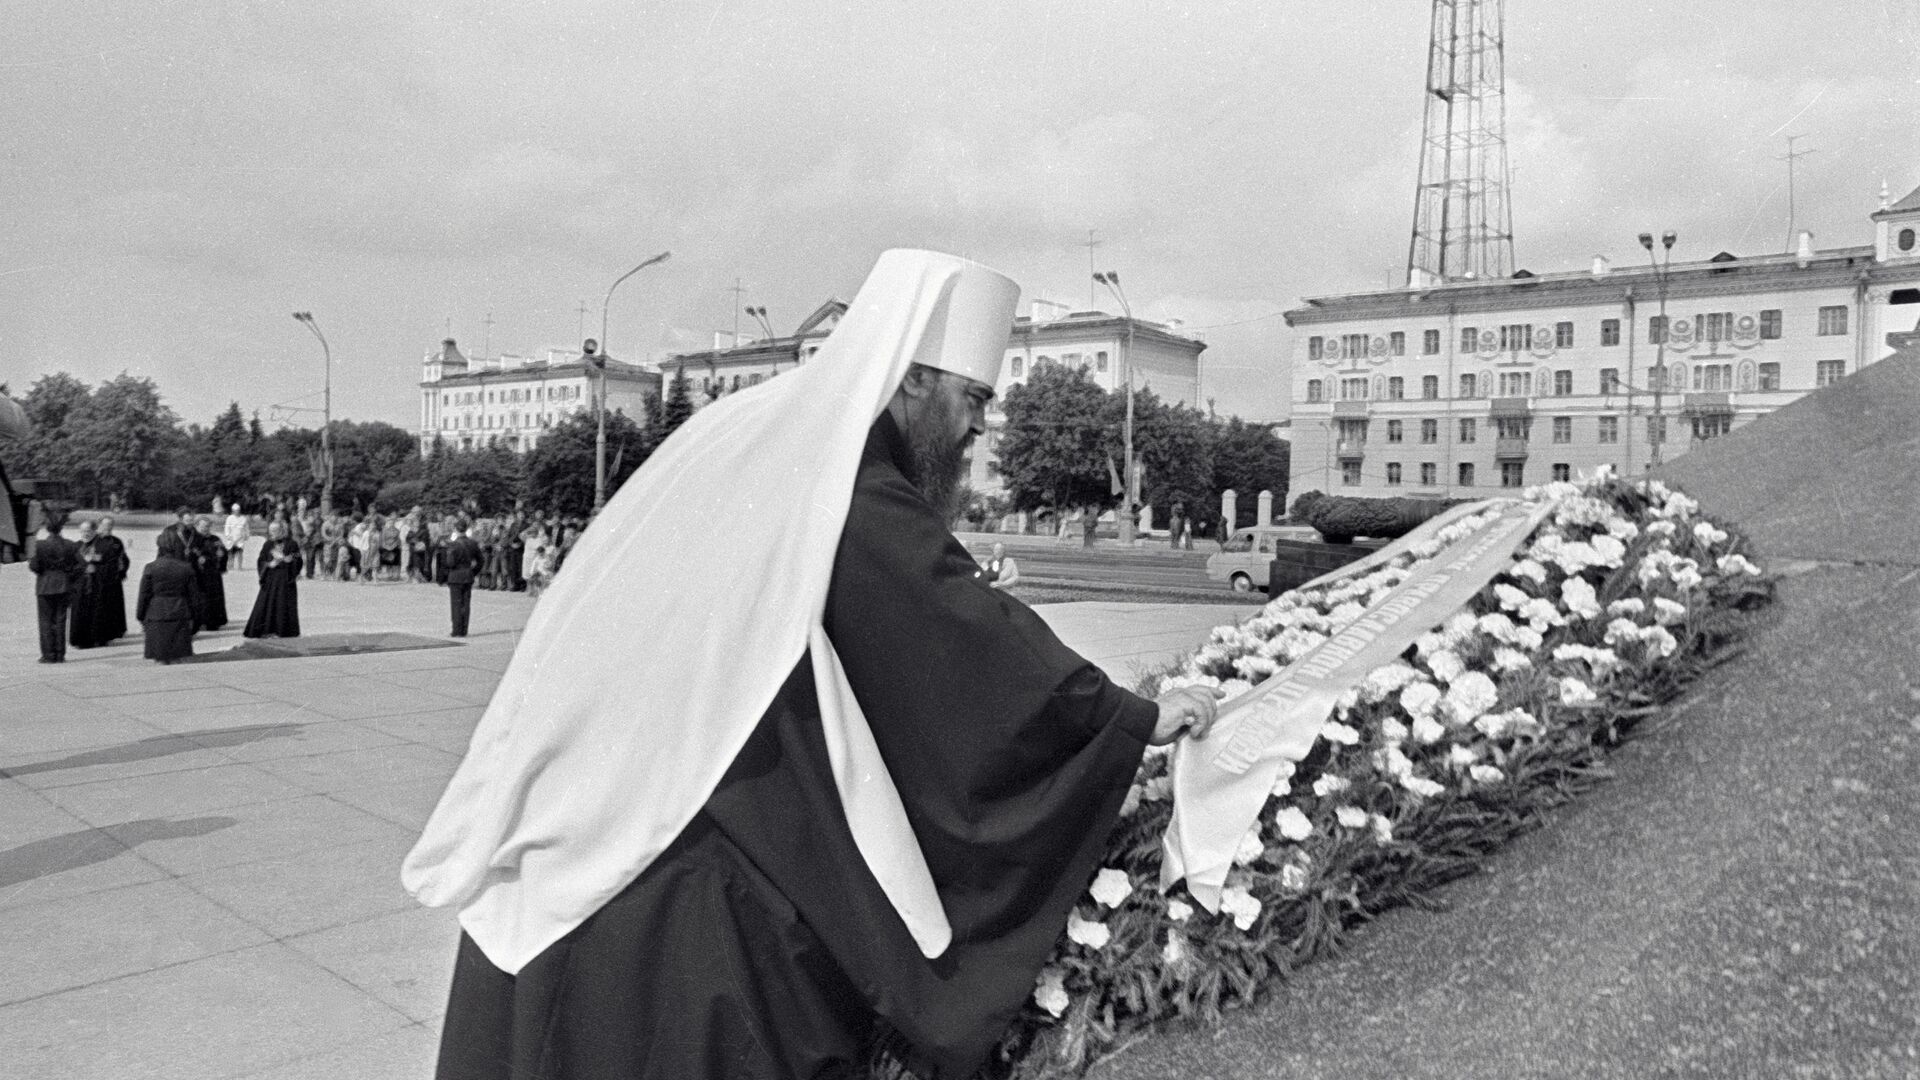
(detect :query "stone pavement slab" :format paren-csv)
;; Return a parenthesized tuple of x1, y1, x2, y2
(0, 540, 1245, 1078)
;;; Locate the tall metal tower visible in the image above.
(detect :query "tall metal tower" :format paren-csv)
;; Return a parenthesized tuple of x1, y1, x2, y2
(1406, 0, 1515, 287)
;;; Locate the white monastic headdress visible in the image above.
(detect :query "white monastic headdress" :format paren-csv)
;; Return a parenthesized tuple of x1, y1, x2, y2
(402, 250, 1020, 974)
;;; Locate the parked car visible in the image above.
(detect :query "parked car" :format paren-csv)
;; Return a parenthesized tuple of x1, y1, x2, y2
(1205, 525, 1317, 592)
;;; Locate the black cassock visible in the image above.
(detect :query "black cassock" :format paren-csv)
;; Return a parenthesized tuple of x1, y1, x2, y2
(243, 538, 302, 638)
(193, 531, 228, 630)
(436, 413, 1156, 1080)
(71, 535, 131, 647)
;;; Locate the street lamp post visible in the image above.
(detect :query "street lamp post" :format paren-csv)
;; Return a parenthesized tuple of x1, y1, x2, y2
(1638, 230, 1677, 470)
(291, 312, 333, 516)
(1093, 271, 1137, 544)
(596, 251, 672, 512)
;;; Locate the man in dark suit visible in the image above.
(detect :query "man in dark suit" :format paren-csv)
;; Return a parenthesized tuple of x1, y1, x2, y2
(441, 516, 480, 637)
(28, 511, 82, 663)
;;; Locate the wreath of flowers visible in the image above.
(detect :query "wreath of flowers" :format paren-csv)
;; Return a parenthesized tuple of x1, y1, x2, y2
(952, 473, 1771, 1079)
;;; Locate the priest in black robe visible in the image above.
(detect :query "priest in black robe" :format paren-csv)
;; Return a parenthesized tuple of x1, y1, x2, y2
(407, 251, 1217, 1080)
(91, 516, 131, 642)
(243, 520, 302, 638)
(192, 516, 228, 631)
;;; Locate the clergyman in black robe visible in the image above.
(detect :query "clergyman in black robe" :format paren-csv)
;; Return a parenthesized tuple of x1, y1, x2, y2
(138, 529, 201, 663)
(70, 520, 111, 648)
(433, 386, 1216, 1079)
(243, 525, 302, 638)
(90, 517, 131, 643)
(192, 518, 228, 631)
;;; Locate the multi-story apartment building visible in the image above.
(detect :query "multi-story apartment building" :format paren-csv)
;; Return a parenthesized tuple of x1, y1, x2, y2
(1284, 184, 1920, 503)
(418, 338, 661, 454)
(665, 298, 1207, 493)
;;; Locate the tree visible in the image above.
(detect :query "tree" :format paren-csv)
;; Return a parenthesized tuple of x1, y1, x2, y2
(62, 374, 179, 508)
(1211, 417, 1291, 527)
(522, 409, 650, 517)
(657, 368, 695, 445)
(424, 442, 522, 516)
(15, 372, 93, 482)
(1124, 388, 1215, 538)
(996, 362, 1116, 544)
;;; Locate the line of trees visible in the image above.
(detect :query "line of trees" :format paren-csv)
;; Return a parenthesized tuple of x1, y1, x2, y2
(991, 362, 1289, 542)
(3, 368, 704, 519)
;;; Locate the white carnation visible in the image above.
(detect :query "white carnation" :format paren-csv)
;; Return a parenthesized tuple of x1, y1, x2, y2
(1469, 764, 1507, 784)
(1279, 862, 1309, 892)
(1427, 649, 1467, 685)
(1494, 583, 1531, 611)
(1607, 598, 1646, 617)
(1717, 553, 1762, 576)
(1088, 867, 1134, 908)
(1640, 624, 1679, 659)
(1560, 677, 1597, 706)
(1400, 681, 1442, 717)
(1400, 774, 1446, 798)
(1218, 885, 1262, 931)
(1590, 533, 1628, 567)
(1379, 717, 1410, 742)
(1368, 813, 1394, 843)
(1033, 966, 1070, 1017)
(1335, 805, 1369, 828)
(1411, 714, 1447, 744)
(1653, 598, 1688, 625)
(1560, 577, 1602, 620)
(1312, 773, 1351, 798)
(1321, 720, 1361, 745)
(1066, 910, 1111, 949)
(1492, 647, 1531, 672)
(1166, 898, 1193, 922)
(1447, 744, 1480, 767)
(1233, 828, 1267, 867)
(1273, 805, 1313, 841)
(1511, 559, 1549, 584)
(1443, 670, 1500, 726)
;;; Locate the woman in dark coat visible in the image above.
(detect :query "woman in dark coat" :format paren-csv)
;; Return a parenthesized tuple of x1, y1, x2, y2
(192, 516, 229, 630)
(244, 520, 302, 638)
(137, 529, 202, 663)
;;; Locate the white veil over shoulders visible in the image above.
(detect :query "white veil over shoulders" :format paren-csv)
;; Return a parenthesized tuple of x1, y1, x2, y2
(402, 249, 1021, 974)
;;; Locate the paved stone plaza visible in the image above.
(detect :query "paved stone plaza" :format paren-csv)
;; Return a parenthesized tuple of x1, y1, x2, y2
(0, 540, 1248, 1079)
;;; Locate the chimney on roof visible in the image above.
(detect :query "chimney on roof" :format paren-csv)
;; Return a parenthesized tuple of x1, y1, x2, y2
(1591, 255, 1610, 276)
(1796, 230, 1814, 268)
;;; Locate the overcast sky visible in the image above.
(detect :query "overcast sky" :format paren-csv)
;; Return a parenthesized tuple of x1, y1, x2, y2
(4, 1, 1916, 431)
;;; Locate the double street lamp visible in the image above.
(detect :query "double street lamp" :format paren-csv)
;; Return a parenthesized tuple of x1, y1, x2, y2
(290, 311, 334, 516)
(1093, 270, 1137, 544)
(595, 251, 672, 512)
(1637, 230, 1677, 470)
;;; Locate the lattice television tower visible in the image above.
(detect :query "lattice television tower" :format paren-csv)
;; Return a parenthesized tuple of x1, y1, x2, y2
(1406, 0, 1515, 287)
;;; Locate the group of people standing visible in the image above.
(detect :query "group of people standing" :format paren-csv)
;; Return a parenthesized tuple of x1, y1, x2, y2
(25, 514, 131, 663)
(277, 504, 585, 600)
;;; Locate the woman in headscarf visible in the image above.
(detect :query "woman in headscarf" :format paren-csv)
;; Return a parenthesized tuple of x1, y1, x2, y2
(379, 515, 404, 582)
(244, 519, 303, 638)
(348, 514, 373, 582)
(138, 528, 201, 663)
(192, 515, 229, 630)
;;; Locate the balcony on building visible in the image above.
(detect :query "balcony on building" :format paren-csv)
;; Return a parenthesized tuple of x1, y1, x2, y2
(1331, 400, 1371, 418)
(1335, 440, 1366, 463)
(1489, 396, 1533, 419)
(1681, 391, 1735, 416)
(1494, 436, 1530, 461)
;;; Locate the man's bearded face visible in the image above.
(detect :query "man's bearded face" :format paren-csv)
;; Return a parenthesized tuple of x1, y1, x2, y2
(902, 371, 988, 524)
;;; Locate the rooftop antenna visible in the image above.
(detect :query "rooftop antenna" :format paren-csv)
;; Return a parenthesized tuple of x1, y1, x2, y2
(1406, 0, 1516, 286)
(1081, 229, 1103, 308)
(1777, 134, 1816, 253)
(729, 278, 748, 345)
(482, 311, 494, 360)
(576, 300, 589, 342)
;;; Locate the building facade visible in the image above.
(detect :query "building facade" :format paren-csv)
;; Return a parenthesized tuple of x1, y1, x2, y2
(663, 299, 1208, 494)
(418, 339, 662, 455)
(1284, 185, 1920, 504)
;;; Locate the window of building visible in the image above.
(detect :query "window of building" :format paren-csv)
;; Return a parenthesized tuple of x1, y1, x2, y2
(1599, 368, 1620, 395)
(1460, 327, 1478, 353)
(1599, 415, 1619, 444)
(1552, 416, 1572, 444)
(1760, 309, 1782, 339)
(1500, 462, 1525, 488)
(1340, 377, 1369, 400)
(1901, 227, 1917, 252)
(1390, 331, 1406, 356)
(1343, 333, 1369, 358)
(1096, 351, 1108, 372)
(1552, 463, 1571, 482)
(1036, 355, 1052, 369)
(1498, 371, 1531, 397)
(1458, 373, 1477, 398)
(1648, 315, 1667, 344)
(731, 375, 741, 390)
(1499, 323, 1533, 352)
(1423, 329, 1440, 355)
(1692, 363, 1731, 391)
(1386, 462, 1402, 486)
(1308, 336, 1324, 361)
(1341, 461, 1362, 486)
(1062, 353, 1081, 368)
(1553, 369, 1573, 396)
(1495, 417, 1530, 441)
(1306, 379, 1324, 403)
(1700, 311, 1734, 342)
(1458, 417, 1477, 443)
(1758, 362, 1780, 390)
(1420, 462, 1437, 486)
(1816, 359, 1846, 386)
(1335, 419, 1369, 445)
(1601, 318, 1620, 346)
(1420, 418, 1438, 444)
(1818, 306, 1848, 335)
(1010, 356, 1023, 378)
(1388, 376, 1405, 400)
(1458, 462, 1475, 487)
(1386, 420, 1404, 443)
(1555, 321, 1574, 348)
(1422, 375, 1439, 399)
(1647, 415, 1667, 445)
(1692, 415, 1733, 440)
